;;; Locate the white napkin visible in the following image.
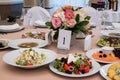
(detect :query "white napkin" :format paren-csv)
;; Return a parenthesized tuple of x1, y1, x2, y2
(0, 23, 20, 31)
(112, 23, 120, 29)
(34, 20, 46, 27)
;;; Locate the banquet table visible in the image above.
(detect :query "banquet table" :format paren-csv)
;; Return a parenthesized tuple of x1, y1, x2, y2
(0, 27, 105, 80)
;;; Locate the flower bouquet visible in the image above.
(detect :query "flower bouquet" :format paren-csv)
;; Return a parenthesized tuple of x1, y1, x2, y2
(46, 5, 92, 40)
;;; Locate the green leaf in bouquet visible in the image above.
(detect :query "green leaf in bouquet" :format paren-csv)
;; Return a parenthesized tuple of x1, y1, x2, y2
(87, 27, 92, 30)
(53, 30, 59, 40)
(45, 22, 53, 29)
(46, 22, 60, 30)
(45, 22, 52, 26)
(72, 27, 81, 33)
(72, 21, 89, 34)
(75, 14, 80, 23)
(78, 21, 89, 26)
(84, 16, 91, 20)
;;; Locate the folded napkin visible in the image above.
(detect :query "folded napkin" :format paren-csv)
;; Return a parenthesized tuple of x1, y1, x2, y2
(104, 26, 114, 30)
(0, 23, 20, 31)
(34, 20, 46, 27)
(112, 23, 120, 29)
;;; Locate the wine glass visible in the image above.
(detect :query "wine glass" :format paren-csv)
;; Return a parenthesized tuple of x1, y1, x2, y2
(97, 8, 105, 30)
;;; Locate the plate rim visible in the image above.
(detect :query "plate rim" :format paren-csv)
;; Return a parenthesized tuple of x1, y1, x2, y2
(49, 60, 101, 77)
(101, 30, 120, 38)
(2, 48, 57, 69)
(8, 38, 48, 49)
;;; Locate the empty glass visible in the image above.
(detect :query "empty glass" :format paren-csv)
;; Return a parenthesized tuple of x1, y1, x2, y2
(97, 8, 105, 30)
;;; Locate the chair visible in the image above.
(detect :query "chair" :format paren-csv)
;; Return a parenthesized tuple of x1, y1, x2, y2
(82, 6, 100, 26)
(23, 6, 51, 27)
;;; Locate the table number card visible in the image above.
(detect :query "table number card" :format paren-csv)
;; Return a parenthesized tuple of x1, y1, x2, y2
(57, 29, 72, 50)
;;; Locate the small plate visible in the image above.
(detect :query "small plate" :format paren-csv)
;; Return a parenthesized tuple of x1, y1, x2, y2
(3, 48, 57, 69)
(0, 39, 9, 49)
(8, 39, 48, 49)
(49, 60, 101, 77)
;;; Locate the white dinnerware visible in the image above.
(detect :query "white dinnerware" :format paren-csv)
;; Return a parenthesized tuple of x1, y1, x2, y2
(49, 60, 101, 77)
(8, 38, 48, 49)
(3, 48, 57, 69)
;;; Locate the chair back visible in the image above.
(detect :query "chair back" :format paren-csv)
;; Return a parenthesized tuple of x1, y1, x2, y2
(23, 6, 51, 27)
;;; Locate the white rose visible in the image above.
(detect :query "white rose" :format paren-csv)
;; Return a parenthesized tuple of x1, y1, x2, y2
(53, 11, 65, 22)
(75, 9, 87, 21)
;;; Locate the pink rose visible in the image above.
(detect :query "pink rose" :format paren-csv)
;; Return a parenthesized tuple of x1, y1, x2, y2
(52, 17, 62, 29)
(64, 9, 75, 20)
(66, 19, 76, 28)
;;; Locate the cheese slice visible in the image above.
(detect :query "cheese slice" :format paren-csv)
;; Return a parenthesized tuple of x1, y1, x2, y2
(67, 54, 79, 64)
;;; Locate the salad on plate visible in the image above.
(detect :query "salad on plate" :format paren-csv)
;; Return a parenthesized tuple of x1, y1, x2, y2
(22, 31, 46, 40)
(53, 54, 92, 74)
(15, 48, 46, 66)
(97, 37, 120, 48)
(49, 53, 101, 77)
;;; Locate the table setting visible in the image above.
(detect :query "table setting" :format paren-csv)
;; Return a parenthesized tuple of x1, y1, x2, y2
(0, 5, 120, 80)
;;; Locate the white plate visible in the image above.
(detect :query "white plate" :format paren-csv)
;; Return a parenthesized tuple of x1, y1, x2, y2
(101, 30, 120, 37)
(3, 48, 57, 69)
(86, 48, 120, 63)
(8, 39, 48, 49)
(99, 63, 120, 80)
(49, 60, 101, 77)
(0, 26, 24, 32)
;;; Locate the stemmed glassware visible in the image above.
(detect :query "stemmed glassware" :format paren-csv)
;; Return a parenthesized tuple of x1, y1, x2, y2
(97, 8, 105, 30)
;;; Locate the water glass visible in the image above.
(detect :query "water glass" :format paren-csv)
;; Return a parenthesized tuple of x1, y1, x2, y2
(97, 8, 105, 30)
